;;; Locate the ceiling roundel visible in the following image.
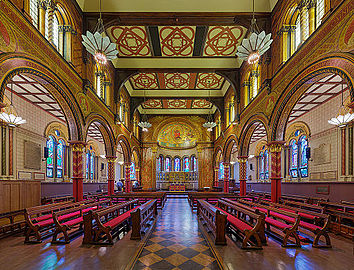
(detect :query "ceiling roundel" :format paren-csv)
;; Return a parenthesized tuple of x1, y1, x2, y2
(157, 122, 197, 148)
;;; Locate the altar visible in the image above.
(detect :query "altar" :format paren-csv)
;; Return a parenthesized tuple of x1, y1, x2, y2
(156, 171, 198, 190)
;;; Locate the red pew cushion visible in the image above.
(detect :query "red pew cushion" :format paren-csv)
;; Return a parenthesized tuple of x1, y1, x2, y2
(103, 206, 140, 229)
(270, 211, 295, 223)
(216, 207, 252, 232)
(265, 217, 291, 229)
(299, 212, 317, 220)
(299, 221, 320, 231)
(62, 217, 83, 227)
(33, 214, 52, 222)
(36, 218, 54, 227)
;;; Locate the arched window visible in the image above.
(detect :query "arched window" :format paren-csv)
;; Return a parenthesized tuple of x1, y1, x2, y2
(90, 153, 95, 180)
(295, 15, 301, 49)
(299, 136, 309, 177)
(218, 162, 224, 180)
(159, 155, 164, 171)
(183, 157, 190, 172)
(130, 162, 136, 180)
(174, 157, 181, 172)
(191, 156, 197, 172)
(259, 152, 264, 180)
(56, 139, 65, 178)
(165, 157, 171, 172)
(46, 136, 55, 178)
(86, 151, 90, 179)
(264, 150, 269, 179)
(289, 139, 298, 178)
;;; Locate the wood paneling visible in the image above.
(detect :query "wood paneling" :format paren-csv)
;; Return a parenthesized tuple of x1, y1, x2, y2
(0, 180, 40, 214)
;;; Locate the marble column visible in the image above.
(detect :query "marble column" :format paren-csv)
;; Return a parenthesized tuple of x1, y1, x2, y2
(38, 0, 47, 35)
(136, 168, 141, 185)
(70, 141, 86, 201)
(106, 156, 116, 195)
(280, 25, 289, 63)
(238, 156, 248, 196)
(308, 1, 316, 35)
(341, 127, 346, 176)
(125, 162, 131, 193)
(223, 162, 230, 193)
(299, 2, 308, 43)
(47, 0, 55, 44)
(268, 141, 285, 203)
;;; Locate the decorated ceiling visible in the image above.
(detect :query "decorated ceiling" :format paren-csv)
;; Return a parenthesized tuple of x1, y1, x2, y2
(157, 122, 197, 148)
(142, 99, 212, 109)
(107, 25, 247, 58)
(129, 72, 225, 90)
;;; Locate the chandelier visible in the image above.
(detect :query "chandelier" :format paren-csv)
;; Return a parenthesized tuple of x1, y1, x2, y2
(0, 82, 26, 127)
(203, 91, 216, 132)
(138, 90, 152, 132)
(328, 81, 354, 128)
(81, 0, 118, 65)
(236, 0, 273, 64)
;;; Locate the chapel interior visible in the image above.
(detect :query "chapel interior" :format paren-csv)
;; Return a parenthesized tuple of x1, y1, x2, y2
(0, 0, 353, 269)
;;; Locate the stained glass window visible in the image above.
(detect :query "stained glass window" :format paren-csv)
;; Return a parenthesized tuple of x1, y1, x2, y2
(290, 139, 298, 178)
(158, 155, 164, 171)
(183, 157, 190, 172)
(90, 153, 95, 180)
(174, 157, 181, 171)
(264, 150, 269, 179)
(130, 162, 136, 180)
(218, 162, 224, 180)
(259, 152, 264, 180)
(191, 156, 197, 172)
(165, 157, 171, 172)
(56, 140, 64, 178)
(46, 136, 55, 178)
(299, 136, 308, 177)
(86, 152, 90, 179)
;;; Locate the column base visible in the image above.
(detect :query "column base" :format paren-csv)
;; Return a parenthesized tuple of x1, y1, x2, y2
(108, 179, 115, 195)
(271, 177, 282, 203)
(223, 180, 229, 193)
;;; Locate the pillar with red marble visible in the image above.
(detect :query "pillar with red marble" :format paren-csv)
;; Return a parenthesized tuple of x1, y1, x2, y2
(238, 156, 248, 196)
(136, 168, 141, 186)
(223, 162, 230, 193)
(69, 141, 86, 201)
(106, 156, 116, 195)
(214, 167, 219, 187)
(268, 141, 285, 203)
(125, 162, 131, 193)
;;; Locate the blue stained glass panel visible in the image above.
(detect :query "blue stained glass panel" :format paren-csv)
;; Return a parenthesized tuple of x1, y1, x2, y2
(264, 150, 269, 179)
(290, 140, 298, 178)
(130, 162, 136, 180)
(90, 154, 95, 179)
(219, 162, 224, 180)
(46, 136, 54, 178)
(86, 152, 90, 179)
(165, 157, 171, 172)
(184, 157, 190, 172)
(260, 152, 264, 180)
(56, 140, 64, 178)
(299, 136, 308, 177)
(174, 158, 181, 171)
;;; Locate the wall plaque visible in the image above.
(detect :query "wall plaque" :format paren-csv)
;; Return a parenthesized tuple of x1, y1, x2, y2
(313, 143, 331, 165)
(316, 185, 330, 195)
(24, 140, 41, 170)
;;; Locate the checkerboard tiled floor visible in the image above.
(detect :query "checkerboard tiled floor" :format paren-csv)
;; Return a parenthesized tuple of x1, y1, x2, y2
(132, 198, 221, 270)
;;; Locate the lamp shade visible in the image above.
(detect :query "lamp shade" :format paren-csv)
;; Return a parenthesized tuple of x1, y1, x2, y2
(328, 113, 354, 127)
(0, 104, 26, 127)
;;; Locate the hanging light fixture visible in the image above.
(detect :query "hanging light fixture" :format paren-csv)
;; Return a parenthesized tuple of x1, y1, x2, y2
(328, 80, 354, 128)
(138, 89, 152, 132)
(0, 81, 26, 127)
(236, 0, 273, 64)
(203, 90, 217, 132)
(81, 0, 118, 65)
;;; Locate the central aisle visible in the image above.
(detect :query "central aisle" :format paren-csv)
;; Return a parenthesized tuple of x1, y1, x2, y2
(132, 198, 221, 269)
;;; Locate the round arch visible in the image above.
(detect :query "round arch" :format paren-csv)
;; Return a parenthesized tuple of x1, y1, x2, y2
(85, 114, 116, 157)
(270, 55, 354, 141)
(0, 56, 84, 140)
(116, 134, 132, 163)
(131, 146, 141, 167)
(213, 146, 223, 168)
(239, 114, 270, 156)
(223, 135, 239, 163)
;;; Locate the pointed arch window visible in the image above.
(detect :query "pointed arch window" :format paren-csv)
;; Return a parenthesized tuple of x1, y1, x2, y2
(264, 150, 269, 179)
(56, 139, 65, 178)
(86, 152, 90, 179)
(191, 156, 197, 172)
(183, 157, 190, 172)
(130, 162, 136, 180)
(165, 157, 171, 172)
(46, 136, 55, 178)
(259, 152, 264, 180)
(218, 162, 224, 180)
(174, 157, 181, 172)
(299, 136, 309, 177)
(289, 139, 299, 178)
(90, 153, 95, 180)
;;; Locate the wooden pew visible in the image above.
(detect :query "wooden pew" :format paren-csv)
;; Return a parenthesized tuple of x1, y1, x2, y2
(197, 199, 227, 245)
(41, 195, 75, 205)
(239, 199, 301, 247)
(51, 200, 111, 244)
(188, 192, 237, 210)
(24, 200, 94, 243)
(217, 199, 263, 249)
(257, 200, 331, 248)
(0, 210, 26, 239)
(84, 199, 139, 245)
(107, 192, 167, 209)
(220, 198, 267, 244)
(131, 200, 158, 240)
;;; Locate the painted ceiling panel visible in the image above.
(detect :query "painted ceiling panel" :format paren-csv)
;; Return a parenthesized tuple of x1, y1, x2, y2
(203, 26, 247, 56)
(142, 98, 212, 110)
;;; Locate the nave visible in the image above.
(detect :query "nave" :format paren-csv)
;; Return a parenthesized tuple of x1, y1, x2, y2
(0, 195, 353, 270)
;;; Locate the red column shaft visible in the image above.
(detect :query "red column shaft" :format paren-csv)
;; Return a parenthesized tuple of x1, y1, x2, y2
(268, 141, 284, 203)
(238, 156, 248, 196)
(223, 163, 230, 193)
(70, 141, 86, 202)
(107, 157, 116, 196)
(125, 163, 131, 193)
